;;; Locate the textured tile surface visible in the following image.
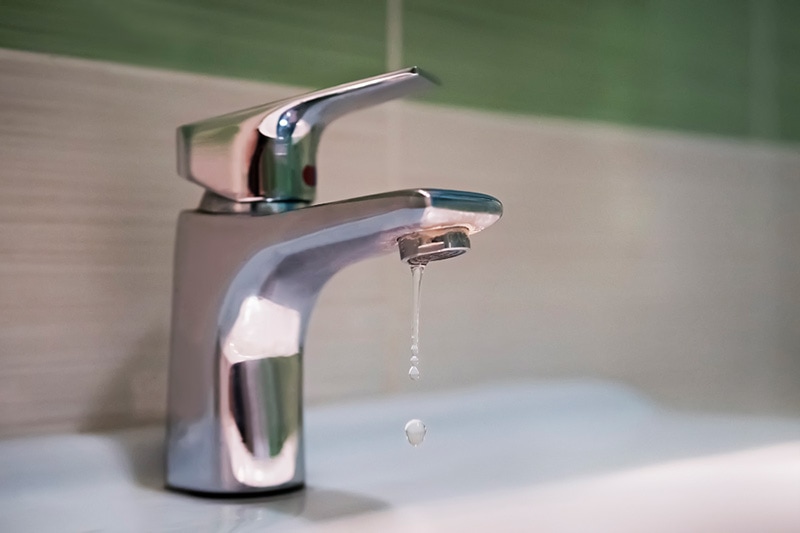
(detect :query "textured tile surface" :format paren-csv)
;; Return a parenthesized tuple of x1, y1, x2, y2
(0, 0, 386, 88)
(1, 49, 799, 437)
(776, 0, 800, 140)
(2, 1, 799, 140)
(384, 102, 800, 411)
(404, 0, 758, 138)
(387, 103, 800, 414)
(0, 50, 394, 436)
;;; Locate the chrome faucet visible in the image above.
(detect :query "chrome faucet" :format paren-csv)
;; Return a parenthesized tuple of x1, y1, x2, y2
(166, 67, 503, 495)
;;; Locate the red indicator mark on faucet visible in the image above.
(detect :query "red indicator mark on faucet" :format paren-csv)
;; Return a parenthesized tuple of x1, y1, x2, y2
(302, 165, 317, 187)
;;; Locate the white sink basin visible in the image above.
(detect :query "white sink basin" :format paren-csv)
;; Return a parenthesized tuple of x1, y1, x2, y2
(2, 381, 800, 532)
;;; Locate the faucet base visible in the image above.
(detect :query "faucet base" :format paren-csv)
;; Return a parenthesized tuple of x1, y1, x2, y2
(166, 482, 305, 499)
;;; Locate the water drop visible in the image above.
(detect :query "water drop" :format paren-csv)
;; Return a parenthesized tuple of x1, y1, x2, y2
(408, 365, 420, 380)
(410, 355, 419, 365)
(404, 419, 426, 446)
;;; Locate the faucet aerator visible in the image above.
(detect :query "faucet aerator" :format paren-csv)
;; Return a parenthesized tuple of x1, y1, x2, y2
(398, 229, 471, 265)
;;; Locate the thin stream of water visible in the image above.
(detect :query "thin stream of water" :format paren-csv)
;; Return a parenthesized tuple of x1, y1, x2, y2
(409, 263, 424, 373)
(405, 264, 427, 446)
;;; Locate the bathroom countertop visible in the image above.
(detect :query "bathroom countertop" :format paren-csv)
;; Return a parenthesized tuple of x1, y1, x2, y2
(2, 380, 800, 532)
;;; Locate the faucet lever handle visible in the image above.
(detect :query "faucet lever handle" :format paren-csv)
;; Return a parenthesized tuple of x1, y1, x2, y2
(176, 67, 438, 206)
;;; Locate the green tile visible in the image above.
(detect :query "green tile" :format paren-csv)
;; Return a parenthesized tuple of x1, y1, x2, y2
(404, 0, 772, 140)
(0, 0, 386, 88)
(1, 0, 797, 142)
(777, 0, 800, 141)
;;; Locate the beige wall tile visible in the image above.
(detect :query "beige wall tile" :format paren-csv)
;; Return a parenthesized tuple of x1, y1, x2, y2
(388, 104, 800, 413)
(0, 50, 393, 436)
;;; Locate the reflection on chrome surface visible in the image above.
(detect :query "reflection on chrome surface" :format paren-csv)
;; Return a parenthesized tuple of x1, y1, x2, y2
(218, 296, 303, 487)
(225, 296, 301, 362)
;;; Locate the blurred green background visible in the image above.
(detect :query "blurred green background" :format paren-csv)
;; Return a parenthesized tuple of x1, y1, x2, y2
(0, 0, 797, 141)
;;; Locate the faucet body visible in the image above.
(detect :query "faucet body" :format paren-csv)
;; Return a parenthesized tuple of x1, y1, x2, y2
(165, 68, 502, 495)
(166, 189, 501, 494)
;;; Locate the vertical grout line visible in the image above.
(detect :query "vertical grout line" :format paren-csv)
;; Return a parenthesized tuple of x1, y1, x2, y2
(748, 0, 779, 140)
(384, 0, 405, 191)
(384, 0, 405, 394)
(749, 0, 786, 401)
(748, 0, 782, 383)
(386, 0, 403, 71)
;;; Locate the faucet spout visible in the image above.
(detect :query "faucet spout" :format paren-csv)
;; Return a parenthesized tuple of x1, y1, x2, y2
(166, 188, 501, 495)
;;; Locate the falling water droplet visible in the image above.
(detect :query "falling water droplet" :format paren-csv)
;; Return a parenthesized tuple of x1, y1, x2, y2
(404, 419, 427, 446)
(408, 365, 420, 380)
(410, 355, 419, 366)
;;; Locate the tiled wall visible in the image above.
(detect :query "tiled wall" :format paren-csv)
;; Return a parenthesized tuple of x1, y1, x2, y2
(1, 2, 799, 437)
(1, 0, 798, 141)
(404, 0, 800, 141)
